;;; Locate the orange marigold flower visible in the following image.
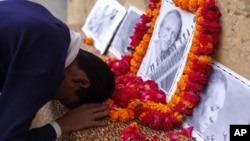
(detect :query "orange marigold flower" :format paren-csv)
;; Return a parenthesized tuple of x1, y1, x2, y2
(187, 52, 197, 61)
(147, 26, 154, 34)
(119, 109, 135, 122)
(83, 37, 94, 45)
(129, 67, 137, 74)
(181, 0, 190, 11)
(110, 110, 120, 122)
(170, 95, 181, 105)
(110, 108, 135, 122)
(104, 98, 114, 105)
(177, 75, 189, 91)
(197, 55, 212, 64)
(198, 0, 207, 8)
(133, 54, 143, 62)
(135, 45, 146, 55)
(130, 58, 140, 69)
(174, 112, 184, 123)
(138, 112, 146, 120)
(145, 9, 153, 17)
(172, 0, 181, 7)
(189, 0, 199, 12)
(183, 100, 195, 109)
(183, 61, 193, 74)
(128, 99, 142, 109)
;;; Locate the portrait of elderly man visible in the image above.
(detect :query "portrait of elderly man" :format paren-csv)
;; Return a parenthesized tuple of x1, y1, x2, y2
(137, 1, 195, 96)
(145, 9, 187, 95)
(185, 68, 228, 136)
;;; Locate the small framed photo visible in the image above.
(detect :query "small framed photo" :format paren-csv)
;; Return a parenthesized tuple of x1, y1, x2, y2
(82, 0, 126, 55)
(108, 6, 144, 59)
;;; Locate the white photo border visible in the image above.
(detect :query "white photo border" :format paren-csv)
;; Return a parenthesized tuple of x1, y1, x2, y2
(82, 0, 127, 55)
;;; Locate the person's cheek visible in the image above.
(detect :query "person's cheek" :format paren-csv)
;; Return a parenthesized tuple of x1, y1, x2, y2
(210, 108, 219, 123)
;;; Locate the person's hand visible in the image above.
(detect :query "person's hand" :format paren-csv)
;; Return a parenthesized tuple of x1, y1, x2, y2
(55, 103, 110, 134)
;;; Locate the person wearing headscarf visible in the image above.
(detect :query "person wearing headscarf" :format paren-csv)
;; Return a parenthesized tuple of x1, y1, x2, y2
(0, 1, 115, 141)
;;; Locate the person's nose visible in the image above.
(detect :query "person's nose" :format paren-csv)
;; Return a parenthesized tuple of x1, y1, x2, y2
(163, 32, 171, 41)
(209, 112, 218, 123)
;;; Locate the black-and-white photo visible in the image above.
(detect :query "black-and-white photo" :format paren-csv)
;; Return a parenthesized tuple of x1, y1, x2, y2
(82, 0, 126, 55)
(183, 61, 250, 141)
(109, 6, 144, 59)
(137, 0, 195, 99)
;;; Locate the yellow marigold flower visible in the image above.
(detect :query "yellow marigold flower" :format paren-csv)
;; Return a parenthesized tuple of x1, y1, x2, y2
(128, 99, 142, 109)
(171, 95, 181, 104)
(145, 9, 153, 17)
(128, 122, 139, 129)
(201, 42, 213, 49)
(119, 108, 135, 122)
(174, 112, 184, 123)
(138, 112, 146, 121)
(183, 100, 195, 109)
(178, 75, 188, 91)
(197, 55, 212, 64)
(168, 101, 176, 108)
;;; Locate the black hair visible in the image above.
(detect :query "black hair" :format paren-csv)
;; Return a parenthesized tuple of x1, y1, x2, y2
(74, 49, 115, 104)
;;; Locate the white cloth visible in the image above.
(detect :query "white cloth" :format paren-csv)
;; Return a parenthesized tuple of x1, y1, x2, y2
(50, 121, 62, 138)
(65, 30, 81, 68)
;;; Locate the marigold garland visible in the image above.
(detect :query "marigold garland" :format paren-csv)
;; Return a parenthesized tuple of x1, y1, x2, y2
(128, 0, 161, 74)
(106, 0, 221, 140)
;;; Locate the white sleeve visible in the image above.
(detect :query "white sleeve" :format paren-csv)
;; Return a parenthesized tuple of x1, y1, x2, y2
(50, 121, 62, 138)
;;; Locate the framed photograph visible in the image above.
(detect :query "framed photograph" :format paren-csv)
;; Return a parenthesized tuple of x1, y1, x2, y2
(137, 0, 196, 100)
(108, 6, 144, 59)
(82, 0, 126, 55)
(183, 60, 250, 141)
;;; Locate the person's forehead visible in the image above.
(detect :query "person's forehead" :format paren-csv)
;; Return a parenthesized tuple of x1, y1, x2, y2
(205, 88, 226, 103)
(164, 12, 179, 20)
(162, 13, 180, 26)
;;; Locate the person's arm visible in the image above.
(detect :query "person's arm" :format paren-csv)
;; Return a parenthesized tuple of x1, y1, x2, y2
(0, 4, 70, 139)
(0, 35, 68, 141)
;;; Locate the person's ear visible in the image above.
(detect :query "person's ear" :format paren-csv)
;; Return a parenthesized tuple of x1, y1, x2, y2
(76, 77, 90, 88)
(158, 30, 163, 38)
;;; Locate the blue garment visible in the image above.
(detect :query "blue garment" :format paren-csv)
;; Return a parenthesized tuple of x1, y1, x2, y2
(0, 0, 70, 141)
